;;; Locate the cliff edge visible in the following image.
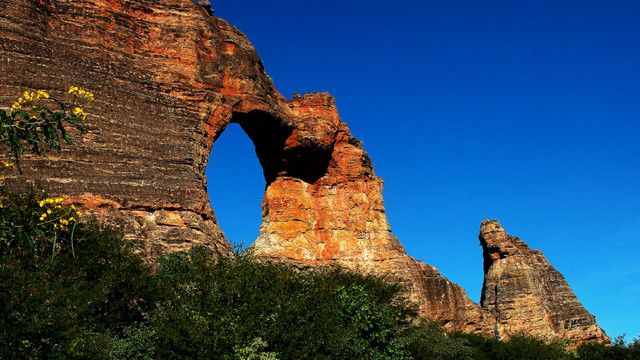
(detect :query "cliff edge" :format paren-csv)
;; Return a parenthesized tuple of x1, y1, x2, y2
(0, 0, 607, 344)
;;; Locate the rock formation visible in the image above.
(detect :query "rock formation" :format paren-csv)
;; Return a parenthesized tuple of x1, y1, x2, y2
(479, 220, 608, 344)
(0, 0, 606, 344)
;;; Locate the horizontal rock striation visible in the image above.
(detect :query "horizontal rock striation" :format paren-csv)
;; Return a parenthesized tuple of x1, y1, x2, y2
(0, 0, 606, 344)
(479, 220, 609, 344)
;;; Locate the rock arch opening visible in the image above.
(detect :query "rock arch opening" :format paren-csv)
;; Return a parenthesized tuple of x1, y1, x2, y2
(206, 109, 333, 248)
(206, 122, 264, 248)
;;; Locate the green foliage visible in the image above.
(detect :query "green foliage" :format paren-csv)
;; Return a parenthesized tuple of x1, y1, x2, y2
(576, 342, 613, 360)
(334, 283, 411, 359)
(576, 335, 640, 360)
(0, 87, 92, 172)
(121, 247, 412, 359)
(0, 188, 80, 263)
(403, 321, 475, 360)
(0, 188, 153, 359)
(109, 325, 159, 360)
(485, 334, 571, 360)
(233, 338, 279, 360)
(2, 187, 639, 359)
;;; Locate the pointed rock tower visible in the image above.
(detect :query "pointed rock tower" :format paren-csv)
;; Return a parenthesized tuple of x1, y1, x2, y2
(0, 0, 609, 345)
(479, 220, 609, 344)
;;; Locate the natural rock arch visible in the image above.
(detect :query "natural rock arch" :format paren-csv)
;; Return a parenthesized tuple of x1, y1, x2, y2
(204, 107, 335, 249)
(0, 0, 607, 344)
(207, 95, 397, 267)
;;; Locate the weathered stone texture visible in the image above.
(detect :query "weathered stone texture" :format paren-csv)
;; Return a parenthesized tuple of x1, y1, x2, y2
(0, 0, 606, 344)
(479, 220, 609, 344)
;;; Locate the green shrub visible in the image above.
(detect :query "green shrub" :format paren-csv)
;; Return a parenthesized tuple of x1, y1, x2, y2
(0, 187, 81, 263)
(122, 247, 413, 359)
(109, 325, 159, 360)
(0, 187, 153, 359)
(576, 335, 640, 360)
(489, 334, 571, 360)
(403, 321, 475, 360)
(576, 342, 613, 360)
(3, 186, 639, 359)
(233, 337, 278, 360)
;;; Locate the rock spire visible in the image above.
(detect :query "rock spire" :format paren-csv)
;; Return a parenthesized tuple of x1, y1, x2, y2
(0, 0, 607, 345)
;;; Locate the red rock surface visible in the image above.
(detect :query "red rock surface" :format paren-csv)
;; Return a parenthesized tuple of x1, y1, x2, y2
(0, 0, 606, 343)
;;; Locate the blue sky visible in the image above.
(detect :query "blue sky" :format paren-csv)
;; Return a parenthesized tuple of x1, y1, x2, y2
(206, 1, 640, 339)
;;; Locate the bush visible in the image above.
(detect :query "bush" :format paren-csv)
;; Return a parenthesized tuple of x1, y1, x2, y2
(403, 321, 475, 360)
(576, 335, 640, 360)
(2, 186, 639, 359)
(116, 247, 413, 359)
(1, 187, 415, 359)
(0, 187, 153, 359)
(488, 334, 571, 360)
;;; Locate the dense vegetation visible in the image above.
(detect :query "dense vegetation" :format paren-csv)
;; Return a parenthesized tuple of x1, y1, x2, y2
(1, 187, 639, 359)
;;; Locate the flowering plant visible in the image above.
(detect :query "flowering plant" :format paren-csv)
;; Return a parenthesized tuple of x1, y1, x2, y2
(0, 87, 92, 258)
(0, 86, 94, 172)
(0, 189, 83, 262)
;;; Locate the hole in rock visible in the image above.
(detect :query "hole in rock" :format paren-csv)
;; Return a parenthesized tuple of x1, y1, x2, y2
(206, 123, 265, 249)
(206, 110, 331, 249)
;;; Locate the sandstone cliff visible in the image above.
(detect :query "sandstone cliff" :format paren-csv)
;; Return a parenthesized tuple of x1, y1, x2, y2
(0, 0, 606, 344)
(479, 220, 608, 344)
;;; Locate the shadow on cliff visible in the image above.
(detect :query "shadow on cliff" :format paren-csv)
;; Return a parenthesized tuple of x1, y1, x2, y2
(233, 110, 331, 185)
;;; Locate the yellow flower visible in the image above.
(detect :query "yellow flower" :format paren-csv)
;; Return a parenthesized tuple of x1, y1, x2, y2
(36, 90, 49, 99)
(22, 91, 35, 102)
(39, 213, 47, 221)
(2, 162, 14, 168)
(82, 90, 95, 101)
(68, 86, 94, 101)
(73, 107, 87, 120)
(12, 96, 27, 109)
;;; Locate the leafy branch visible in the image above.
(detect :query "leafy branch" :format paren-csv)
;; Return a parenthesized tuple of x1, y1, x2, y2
(0, 87, 94, 173)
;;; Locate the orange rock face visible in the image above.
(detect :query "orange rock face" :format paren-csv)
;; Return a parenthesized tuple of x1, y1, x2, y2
(0, 0, 606, 344)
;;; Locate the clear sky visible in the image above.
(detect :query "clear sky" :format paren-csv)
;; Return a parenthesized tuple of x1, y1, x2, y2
(206, 1, 640, 340)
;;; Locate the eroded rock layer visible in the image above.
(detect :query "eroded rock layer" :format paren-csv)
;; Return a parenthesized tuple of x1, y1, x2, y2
(479, 220, 609, 344)
(0, 0, 481, 331)
(0, 0, 605, 343)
